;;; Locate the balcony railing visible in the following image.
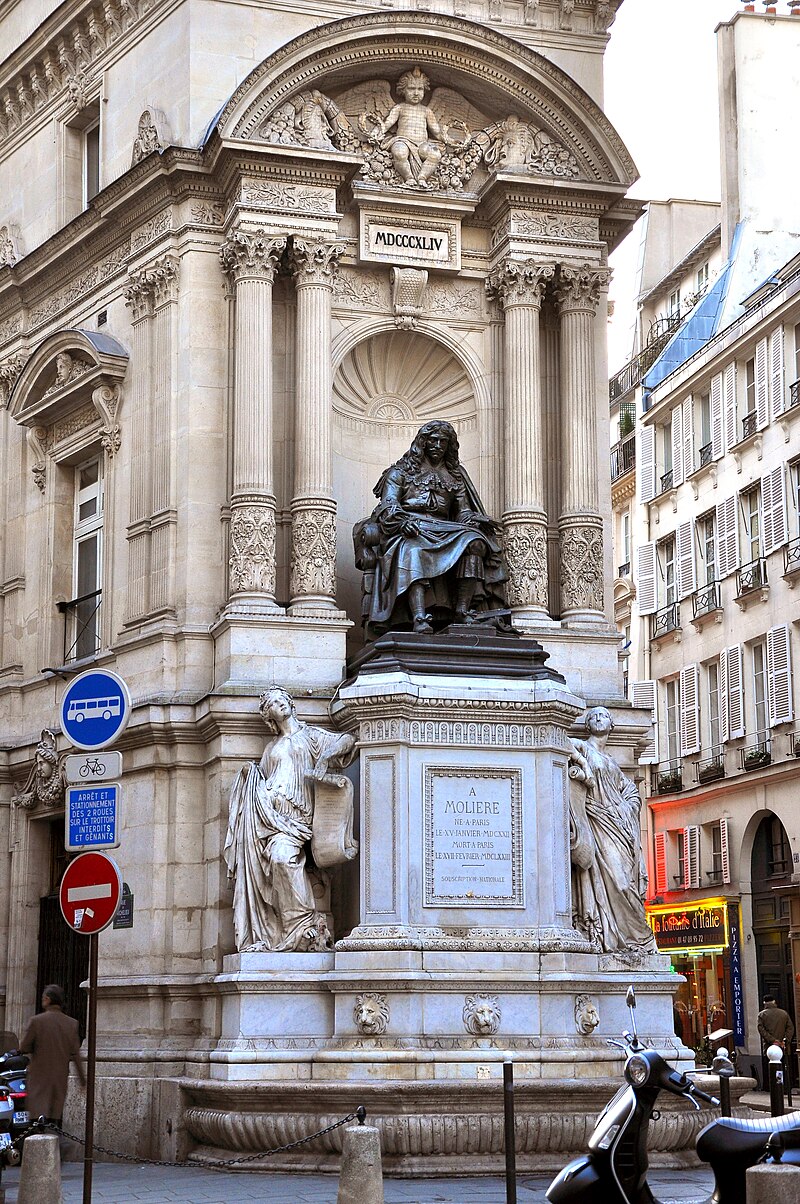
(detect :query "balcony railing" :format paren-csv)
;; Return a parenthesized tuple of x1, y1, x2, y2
(692, 580, 721, 619)
(785, 535, 800, 577)
(740, 735, 772, 773)
(740, 410, 757, 440)
(56, 588, 102, 664)
(698, 441, 713, 468)
(610, 432, 636, 482)
(608, 312, 685, 402)
(657, 760, 683, 794)
(791, 727, 800, 759)
(659, 468, 674, 493)
(736, 556, 768, 596)
(695, 748, 725, 785)
(650, 601, 680, 640)
(617, 561, 631, 578)
(790, 379, 800, 410)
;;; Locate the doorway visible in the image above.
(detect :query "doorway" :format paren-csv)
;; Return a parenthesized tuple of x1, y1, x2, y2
(35, 820, 89, 1040)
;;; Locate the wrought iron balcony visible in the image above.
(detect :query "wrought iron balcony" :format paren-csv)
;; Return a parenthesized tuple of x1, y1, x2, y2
(740, 410, 757, 440)
(608, 314, 683, 403)
(785, 535, 800, 577)
(698, 441, 713, 468)
(610, 432, 636, 482)
(650, 601, 680, 640)
(617, 561, 631, 578)
(692, 580, 721, 619)
(56, 588, 102, 664)
(736, 556, 767, 596)
(790, 379, 800, 410)
(659, 468, 674, 494)
(739, 735, 771, 773)
(656, 760, 682, 795)
(695, 748, 725, 785)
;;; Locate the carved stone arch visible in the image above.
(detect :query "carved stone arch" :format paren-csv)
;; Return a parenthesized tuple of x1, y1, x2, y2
(8, 328, 128, 490)
(212, 12, 637, 191)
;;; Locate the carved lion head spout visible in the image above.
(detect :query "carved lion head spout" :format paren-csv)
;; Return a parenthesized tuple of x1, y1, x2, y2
(463, 993, 501, 1036)
(575, 994, 600, 1035)
(353, 992, 390, 1036)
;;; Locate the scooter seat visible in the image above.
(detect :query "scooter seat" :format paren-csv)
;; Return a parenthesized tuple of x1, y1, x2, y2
(697, 1111, 800, 1163)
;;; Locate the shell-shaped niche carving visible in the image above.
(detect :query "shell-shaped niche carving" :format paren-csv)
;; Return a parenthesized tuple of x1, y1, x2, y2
(333, 331, 475, 427)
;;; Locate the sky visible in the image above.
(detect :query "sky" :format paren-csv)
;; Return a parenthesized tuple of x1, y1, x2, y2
(603, 0, 741, 371)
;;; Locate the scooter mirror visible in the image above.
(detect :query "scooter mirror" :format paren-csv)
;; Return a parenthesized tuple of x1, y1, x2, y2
(626, 987, 637, 1009)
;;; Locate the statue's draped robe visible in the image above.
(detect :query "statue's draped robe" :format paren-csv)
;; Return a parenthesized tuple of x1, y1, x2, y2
(569, 738, 656, 954)
(224, 725, 352, 951)
(361, 463, 505, 631)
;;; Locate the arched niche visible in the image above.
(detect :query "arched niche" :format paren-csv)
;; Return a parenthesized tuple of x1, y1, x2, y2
(8, 328, 128, 491)
(331, 327, 481, 650)
(212, 12, 637, 195)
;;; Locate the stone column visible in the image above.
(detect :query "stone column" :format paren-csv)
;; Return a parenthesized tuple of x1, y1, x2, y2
(289, 238, 342, 610)
(555, 264, 610, 623)
(219, 229, 285, 608)
(486, 258, 555, 620)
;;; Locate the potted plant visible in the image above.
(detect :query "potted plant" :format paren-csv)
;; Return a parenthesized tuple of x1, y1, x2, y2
(698, 761, 724, 785)
(658, 770, 682, 794)
(744, 747, 770, 771)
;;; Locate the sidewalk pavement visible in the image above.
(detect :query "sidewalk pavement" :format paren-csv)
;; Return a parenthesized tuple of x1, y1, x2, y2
(0, 1162, 715, 1203)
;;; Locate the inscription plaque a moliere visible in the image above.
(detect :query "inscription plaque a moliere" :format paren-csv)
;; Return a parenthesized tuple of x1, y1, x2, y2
(423, 766, 523, 908)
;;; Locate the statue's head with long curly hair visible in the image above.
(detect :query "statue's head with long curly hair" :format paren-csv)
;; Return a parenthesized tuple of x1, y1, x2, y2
(399, 420, 462, 475)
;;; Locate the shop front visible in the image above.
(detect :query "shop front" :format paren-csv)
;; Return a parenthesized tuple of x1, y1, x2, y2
(647, 899, 745, 1060)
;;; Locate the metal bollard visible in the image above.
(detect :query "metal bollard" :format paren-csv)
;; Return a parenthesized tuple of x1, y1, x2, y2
(767, 1044, 785, 1117)
(712, 1048, 734, 1117)
(503, 1060, 517, 1204)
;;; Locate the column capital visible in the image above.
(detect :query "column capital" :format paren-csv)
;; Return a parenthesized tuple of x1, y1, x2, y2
(555, 264, 610, 314)
(291, 238, 344, 288)
(124, 253, 180, 319)
(220, 229, 286, 283)
(485, 259, 555, 309)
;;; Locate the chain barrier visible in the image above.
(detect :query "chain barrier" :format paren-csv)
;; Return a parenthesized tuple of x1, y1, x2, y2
(7, 1104, 367, 1172)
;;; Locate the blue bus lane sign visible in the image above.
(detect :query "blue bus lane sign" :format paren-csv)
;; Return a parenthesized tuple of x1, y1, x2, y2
(66, 783, 121, 852)
(60, 669, 131, 751)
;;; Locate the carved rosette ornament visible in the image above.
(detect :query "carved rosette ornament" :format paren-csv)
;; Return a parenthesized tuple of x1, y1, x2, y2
(559, 521, 604, 614)
(229, 503, 277, 596)
(503, 518, 549, 611)
(290, 504, 336, 602)
(485, 259, 554, 310)
(219, 230, 285, 283)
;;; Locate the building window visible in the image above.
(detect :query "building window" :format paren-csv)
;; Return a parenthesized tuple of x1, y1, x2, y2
(700, 511, 716, 584)
(745, 356, 756, 421)
(621, 510, 631, 569)
(668, 288, 681, 319)
(697, 262, 709, 293)
(84, 118, 100, 205)
(665, 677, 680, 763)
(710, 821, 725, 880)
(707, 660, 721, 751)
(768, 816, 791, 877)
(794, 322, 800, 384)
(791, 460, 800, 536)
(752, 641, 768, 740)
(660, 536, 676, 606)
(70, 458, 103, 661)
(63, 100, 101, 220)
(741, 487, 761, 564)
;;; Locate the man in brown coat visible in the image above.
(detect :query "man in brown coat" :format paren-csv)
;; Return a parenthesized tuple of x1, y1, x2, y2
(20, 983, 85, 1124)
(757, 994, 795, 1050)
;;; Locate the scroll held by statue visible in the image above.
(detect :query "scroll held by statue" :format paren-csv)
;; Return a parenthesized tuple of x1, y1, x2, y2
(311, 775, 358, 868)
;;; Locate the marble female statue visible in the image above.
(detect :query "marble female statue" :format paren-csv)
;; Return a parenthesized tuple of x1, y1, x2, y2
(353, 420, 506, 634)
(568, 706, 656, 955)
(224, 688, 356, 953)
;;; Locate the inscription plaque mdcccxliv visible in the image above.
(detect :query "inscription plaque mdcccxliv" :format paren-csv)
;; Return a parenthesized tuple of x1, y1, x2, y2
(423, 766, 523, 908)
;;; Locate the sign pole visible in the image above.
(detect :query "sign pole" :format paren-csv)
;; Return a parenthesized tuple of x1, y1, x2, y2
(83, 931, 98, 1204)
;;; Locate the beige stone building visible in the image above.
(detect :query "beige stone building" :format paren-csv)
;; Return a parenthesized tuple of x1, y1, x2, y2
(0, 0, 646, 1158)
(612, 6, 800, 1083)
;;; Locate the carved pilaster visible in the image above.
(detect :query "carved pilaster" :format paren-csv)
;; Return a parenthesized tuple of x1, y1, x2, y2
(229, 500, 277, 597)
(124, 253, 180, 319)
(503, 517, 549, 612)
(289, 502, 337, 604)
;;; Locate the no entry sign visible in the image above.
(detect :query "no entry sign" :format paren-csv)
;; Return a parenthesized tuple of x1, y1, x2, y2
(59, 851, 123, 935)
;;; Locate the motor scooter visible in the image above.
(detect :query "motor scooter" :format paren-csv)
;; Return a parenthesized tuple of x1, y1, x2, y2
(0, 1049, 28, 1140)
(546, 986, 800, 1204)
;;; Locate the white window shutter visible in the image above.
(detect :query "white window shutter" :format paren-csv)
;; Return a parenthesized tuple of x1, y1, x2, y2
(640, 424, 657, 504)
(671, 405, 684, 486)
(654, 832, 668, 895)
(770, 326, 786, 418)
(726, 644, 745, 740)
(632, 679, 658, 764)
(755, 337, 769, 430)
(720, 817, 731, 884)
(761, 465, 787, 555)
(636, 541, 658, 615)
(716, 495, 739, 578)
(687, 825, 701, 889)
(710, 372, 724, 460)
(679, 663, 701, 755)
(682, 395, 695, 481)
(723, 362, 737, 452)
(719, 651, 729, 744)
(767, 623, 794, 727)
(681, 828, 690, 887)
(676, 519, 697, 600)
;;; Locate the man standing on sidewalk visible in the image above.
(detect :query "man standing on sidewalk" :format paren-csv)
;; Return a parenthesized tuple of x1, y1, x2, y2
(758, 994, 795, 1051)
(20, 984, 85, 1125)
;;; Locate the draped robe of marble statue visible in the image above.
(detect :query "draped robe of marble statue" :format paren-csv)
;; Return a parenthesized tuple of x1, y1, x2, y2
(224, 688, 356, 952)
(353, 420, 506, 635)
(568, 706, 656, 955)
